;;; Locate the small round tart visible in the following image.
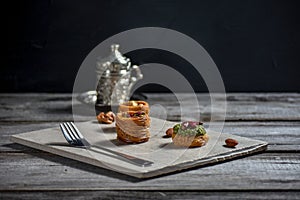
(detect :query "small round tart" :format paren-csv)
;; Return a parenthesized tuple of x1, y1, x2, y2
(118, 101, 149, 114)
(171, 121, 208, 148)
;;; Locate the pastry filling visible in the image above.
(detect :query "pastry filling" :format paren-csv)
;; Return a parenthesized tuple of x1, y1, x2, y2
(173, 121, 206, 137)
(121, 111, 146, 118)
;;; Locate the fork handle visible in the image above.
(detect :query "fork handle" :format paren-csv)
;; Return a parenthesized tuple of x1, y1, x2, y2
(89, 145, 153, 167)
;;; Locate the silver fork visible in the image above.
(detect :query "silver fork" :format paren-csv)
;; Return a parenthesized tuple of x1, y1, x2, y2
(59, 122, 153, 167)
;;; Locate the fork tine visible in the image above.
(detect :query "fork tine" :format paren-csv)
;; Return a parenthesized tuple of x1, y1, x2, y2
(62, 123, 78, 145)
(59, 123, 74, 145)
(70, 122, 84, 138)
(59, 122, 154, 167)
(70, 122, 89, 146)
(66, 122, 84, 146)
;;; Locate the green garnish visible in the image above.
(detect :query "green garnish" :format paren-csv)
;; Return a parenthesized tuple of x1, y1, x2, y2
(172, 122, 206, 136)
(173, 124, 181, 134)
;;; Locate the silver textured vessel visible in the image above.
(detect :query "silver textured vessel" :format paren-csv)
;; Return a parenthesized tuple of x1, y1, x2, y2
(96, 44, 143, 106)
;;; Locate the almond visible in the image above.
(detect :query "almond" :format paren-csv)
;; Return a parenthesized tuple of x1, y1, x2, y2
(165, 128, 173, 137)
(225, 138, 238, 147)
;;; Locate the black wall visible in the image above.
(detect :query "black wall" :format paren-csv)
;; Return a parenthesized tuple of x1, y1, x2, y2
(5, 0, 300, 92)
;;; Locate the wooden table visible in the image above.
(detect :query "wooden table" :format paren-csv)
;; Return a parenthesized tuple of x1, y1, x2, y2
(1, 93, 299, 199)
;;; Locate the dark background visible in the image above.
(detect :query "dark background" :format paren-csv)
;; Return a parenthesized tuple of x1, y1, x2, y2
(5, 0, 300, 93)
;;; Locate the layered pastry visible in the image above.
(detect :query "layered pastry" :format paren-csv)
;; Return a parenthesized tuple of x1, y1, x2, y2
(116, 109, 151, 143)
(118, 101, 149, 114)
(171, 121, 208, 147)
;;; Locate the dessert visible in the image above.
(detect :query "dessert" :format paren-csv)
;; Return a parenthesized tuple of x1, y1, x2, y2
(118, 101, 149, 114)
(171, 121, 208, 147)
(116, 101, 151, 143)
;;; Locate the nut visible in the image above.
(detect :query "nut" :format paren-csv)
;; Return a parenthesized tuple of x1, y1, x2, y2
(225, 138, 238, 147)
(106, 111, 115, 121)
(97, 111, 116, 124)
(165, 128, 173, 137)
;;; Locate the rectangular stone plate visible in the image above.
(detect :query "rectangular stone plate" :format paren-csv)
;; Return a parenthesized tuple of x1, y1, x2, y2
(11, 118, 268, 178)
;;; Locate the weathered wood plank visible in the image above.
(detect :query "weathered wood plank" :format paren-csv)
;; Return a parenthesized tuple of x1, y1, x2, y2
(0, 93, 92, 122)
(1, 191, 299, 200)
(147, 93, 300, 121)
(1, 121, 299, 152)
(0, 152, 299, 190)
(0, 93, 299, 122)
(1, 93, 299, 196)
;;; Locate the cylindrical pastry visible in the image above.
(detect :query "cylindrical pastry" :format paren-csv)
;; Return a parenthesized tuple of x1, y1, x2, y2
(116, 109, 151, 144)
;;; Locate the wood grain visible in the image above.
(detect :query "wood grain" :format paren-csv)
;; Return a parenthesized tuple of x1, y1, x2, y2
(1, 93, 299, 198)
(0, 153, 299, 190)
(147, 93, 300, 121)
(1, 191, 300, 200)
(0, 93, 299, 122)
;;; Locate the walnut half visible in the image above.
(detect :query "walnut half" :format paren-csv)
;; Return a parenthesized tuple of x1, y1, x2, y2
(96, 111, 116, 124)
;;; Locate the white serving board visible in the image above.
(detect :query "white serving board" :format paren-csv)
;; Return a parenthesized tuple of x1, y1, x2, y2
(11, 118, 268, 178)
